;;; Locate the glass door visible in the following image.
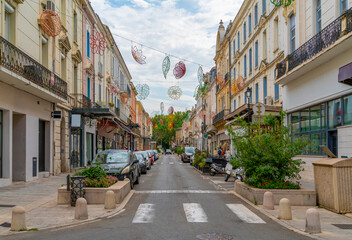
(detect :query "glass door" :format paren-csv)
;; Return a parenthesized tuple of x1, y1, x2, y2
(86, 133, 93, 164)
(71, 128, 82, 168)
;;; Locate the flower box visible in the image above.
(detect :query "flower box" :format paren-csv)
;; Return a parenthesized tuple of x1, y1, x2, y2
(235, 180, 316, 206)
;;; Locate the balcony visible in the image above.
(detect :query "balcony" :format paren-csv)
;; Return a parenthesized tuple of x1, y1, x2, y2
(213, 109, 229, 125)
(276, 8, 352, 84)
(72, 94, 115, 118)
(0, 36, 67, 102)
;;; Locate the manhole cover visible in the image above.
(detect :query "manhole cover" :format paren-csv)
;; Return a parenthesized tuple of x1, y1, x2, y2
(332, 224, 352, 229)
(0, 204, 16, 208)
(0, 222, 11, 228)
(196, 233, 234, 240)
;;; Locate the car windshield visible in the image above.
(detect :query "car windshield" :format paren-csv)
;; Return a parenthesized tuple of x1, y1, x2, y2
(135, 154, 144, 162)
(140, 152, 148, 158)
(185, 147, 195, 153)
(93, 151, 129, 164)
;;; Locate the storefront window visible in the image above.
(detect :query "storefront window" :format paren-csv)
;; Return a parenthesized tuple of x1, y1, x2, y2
(310, 105, 321, 131)
(310, 133, 321, 155)
(321, 104, 326, 129)
(344, 95, 352, 125)
(300, 109, 310, 132)
(328, 99, 342, 129)
(291, 112, 300, 134)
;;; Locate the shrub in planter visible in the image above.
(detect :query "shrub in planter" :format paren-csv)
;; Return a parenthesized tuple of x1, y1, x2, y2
(74, 163, 107, 180)
(193, 152, 210, 168)
(85, 175, 118, 188)
(227, 112, 310, 189)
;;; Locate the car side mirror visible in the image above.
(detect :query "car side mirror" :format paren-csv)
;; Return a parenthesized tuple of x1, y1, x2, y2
(133, 160, 139, 164)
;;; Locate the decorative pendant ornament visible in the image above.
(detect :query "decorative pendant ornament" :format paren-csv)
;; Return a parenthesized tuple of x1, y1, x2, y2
(121, 92, 129, 104)
(162, 56, 171, 79)
(172, 122, 175, 127)
(131, 45, 146, 64)
(270, 0, 294, 7)
(168, 106, 174, 115)
(153, 119, 156, 125)
(211, 112, 216, 120)
(90, 29, 106, 56)
(173, 61, 186, 79)
(160, 102, 164, 114)
(168, 86, 182, 100)
(135, 84, 150, 100)
(40, 10, 62, 37)
(198, 66, 204, 84)
(216, 73, 225, 87)
(236, 75, 245, 91)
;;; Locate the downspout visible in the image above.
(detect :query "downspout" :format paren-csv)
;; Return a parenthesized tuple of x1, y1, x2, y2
(228, 38, 232, 112)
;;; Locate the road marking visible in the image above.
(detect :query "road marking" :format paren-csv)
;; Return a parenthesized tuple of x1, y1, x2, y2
(226, 204, 266, 224)
(179, 163, 183, 165)
(169, 162, 174, 165)
(135, 190, 231, 194)
(132, 204, 155, 223)
(183, 203, 208, 222)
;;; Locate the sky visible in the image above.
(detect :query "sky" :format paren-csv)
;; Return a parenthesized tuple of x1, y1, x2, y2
(90, 0, 243, 116)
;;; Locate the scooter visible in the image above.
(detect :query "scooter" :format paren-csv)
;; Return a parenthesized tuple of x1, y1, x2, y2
(209, 163, 226, 176)
(224, 162, 243, 182)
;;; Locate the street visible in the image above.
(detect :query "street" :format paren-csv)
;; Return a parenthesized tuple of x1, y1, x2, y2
(4, 155, 310, 240)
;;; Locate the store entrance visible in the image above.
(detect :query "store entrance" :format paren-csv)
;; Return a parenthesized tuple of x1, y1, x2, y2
(328, 131, 338, 157)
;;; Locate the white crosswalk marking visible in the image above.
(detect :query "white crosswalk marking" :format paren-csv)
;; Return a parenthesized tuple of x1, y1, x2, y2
(226, 204, 266, 224)
(183, 203, 208, 222)
(169, 162, 174, 165)
(132, 204, 155, 223)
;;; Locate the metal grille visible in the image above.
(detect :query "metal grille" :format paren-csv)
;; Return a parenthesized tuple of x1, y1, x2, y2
(0, 222, 11, 228)
(347, 8, 352, 32)
(70, 176, 86, 206)
(332, 224, 352, 229)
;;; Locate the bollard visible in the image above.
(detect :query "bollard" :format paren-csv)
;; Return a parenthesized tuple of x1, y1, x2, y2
(305, 208, 321, 233)
(11, 206, 26, 231)
(263, 191, 274, 210)
(104, 190, 116, 209)
(278, 198, 292, 220)
(75, 198, 88, 220)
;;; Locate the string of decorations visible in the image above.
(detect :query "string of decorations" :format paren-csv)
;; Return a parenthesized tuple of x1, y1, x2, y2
(168, 86, 183, 100)
(270, 0, 294, 7)
(131, 45, 147, 64)
(39, 10, 62, 37)
(168, 106, 174, 115)
(162, 56, 171, 79)
(135, 84, 150, 100)
(90, 29, 107, 56)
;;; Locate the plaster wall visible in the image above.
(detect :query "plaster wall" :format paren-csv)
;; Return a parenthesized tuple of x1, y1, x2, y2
(12, 114, 26, 181)
(337, 125, 352, 158)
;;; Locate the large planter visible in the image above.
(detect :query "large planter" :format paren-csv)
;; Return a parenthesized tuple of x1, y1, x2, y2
(235, 181, 316, 206)
(58, 179, 131, 205)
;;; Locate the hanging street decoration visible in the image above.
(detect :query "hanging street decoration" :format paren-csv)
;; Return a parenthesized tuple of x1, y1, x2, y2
(193, 85, 200, 98)
(131, 45, 146, 64)
(162, 56, 171, 79)
(231, 81, 238, 95)
(121, 92, 129, 104)
(168, 86, 183, 100)
(216, 73, 225, 87)
(198, 66, 204, 84)
(271, 0, 294, 7)
(236, 75, 245, 91)
(40, 10, 62, 37)
(168, 106, 174, 115)
(135, 84, 150, 100)
(90, 29, 106, 56)
(173, 61, 186, 79)
(160, 102, 164, 114)
(211, 112, 216, 120)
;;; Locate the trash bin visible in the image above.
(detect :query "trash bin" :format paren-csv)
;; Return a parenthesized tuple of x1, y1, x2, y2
(313, 158, 352, 213)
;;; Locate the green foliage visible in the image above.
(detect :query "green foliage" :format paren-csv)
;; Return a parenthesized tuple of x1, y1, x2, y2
(74, 163, 107, 180)
(176, 146, 184, 155)
(227, 112, 310, 189)
(193, 151, 209, 168)
(85, 176, 118, 188)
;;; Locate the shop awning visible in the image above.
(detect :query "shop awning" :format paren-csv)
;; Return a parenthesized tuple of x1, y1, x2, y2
(113, 119, 140, 137)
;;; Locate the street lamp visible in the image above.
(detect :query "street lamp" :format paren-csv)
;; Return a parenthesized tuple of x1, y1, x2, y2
(245, 87, 252, 133)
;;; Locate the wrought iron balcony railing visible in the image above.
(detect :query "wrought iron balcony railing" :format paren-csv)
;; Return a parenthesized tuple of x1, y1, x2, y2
(72, 94, 102, 109)
(276, 8, 352, 80)
(213, 109, 229, 125)
(0, 36, 67, 99)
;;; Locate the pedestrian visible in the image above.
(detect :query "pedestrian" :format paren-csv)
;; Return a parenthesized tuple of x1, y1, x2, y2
(218, 147, 222, 157)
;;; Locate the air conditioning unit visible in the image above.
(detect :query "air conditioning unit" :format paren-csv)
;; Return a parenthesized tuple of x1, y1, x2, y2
(265, 96, 274, 105)
(46, 1, 55, 12)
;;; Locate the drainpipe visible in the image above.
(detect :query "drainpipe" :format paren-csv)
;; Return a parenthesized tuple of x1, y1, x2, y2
(228, 38, 232, 112)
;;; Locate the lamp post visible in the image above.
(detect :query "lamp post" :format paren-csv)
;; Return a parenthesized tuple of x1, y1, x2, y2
(245, 87, 252, 134)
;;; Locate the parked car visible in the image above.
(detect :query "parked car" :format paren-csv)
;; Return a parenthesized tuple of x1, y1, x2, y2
(181, 147, 196, 163)
(139, 151, 151, 170)
(146, 150, 155, 165)
(135, 152, 148, 174)
(92, 150, 140, 189)
(166, 149, 172, 154)
(152, 150, 159, 160)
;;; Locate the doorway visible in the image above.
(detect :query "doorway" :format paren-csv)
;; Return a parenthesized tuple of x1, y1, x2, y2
(39, 120, 46, 172)
(86, 133, 93, 164)
(71, 128, 82, 168)
(328, 131, 338, 157)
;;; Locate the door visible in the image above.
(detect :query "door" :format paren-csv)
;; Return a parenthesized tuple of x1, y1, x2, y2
(328, 131, 338, 157)
(86, 133, 93, 164)
(71, 128, 82, 168)
(39, 120, 45, 172)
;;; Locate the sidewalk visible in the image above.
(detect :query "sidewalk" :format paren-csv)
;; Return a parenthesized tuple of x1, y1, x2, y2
(0, 175, 131, 235)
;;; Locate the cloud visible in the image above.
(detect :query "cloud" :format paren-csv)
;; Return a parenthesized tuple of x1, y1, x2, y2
(90, 0, 242, 114)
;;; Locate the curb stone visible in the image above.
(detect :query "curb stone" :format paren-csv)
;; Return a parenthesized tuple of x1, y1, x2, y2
(0, 190, 135, 236)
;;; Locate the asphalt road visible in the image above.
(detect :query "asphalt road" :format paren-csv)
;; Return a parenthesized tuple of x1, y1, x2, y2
(4, 155, 311, 240)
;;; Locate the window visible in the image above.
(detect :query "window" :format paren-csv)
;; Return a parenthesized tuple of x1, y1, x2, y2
(87, 31, 90, 58)
(263, 77, 267, 100)
(274, 18, 279, 50)
(344, 95, 352, 125)
(249, 48, 252, 73)
(255, 83, 259, 103)
(290, 15, 296, 53)
(262, 0, 266, 14)
(61, 0, 66, 26)
(233, 68, 236, 79)
(328, 99, 342, 129)
(233, 100, 237, 110)
(99, 84, 102, 101)
(237, 32, 240, 49)
(300, 109, 310, 132)
(5, 2, 15, 42)
(41, 36, 48, 68)
(255, 4, 258, 25)
(233, 39, 236, 55)
(87, 78, 91, 99)
(74, 67, 78, 94)
(61, 53, 66, 81)
(243, 23, 247, 42)
(255, 41, 259, 67)
(263, 30, 267, 59)
(248, 14, 252, 35)
(316, 0, 322, 33)
(74, 12, 78, 41)
(244, 55, 247, 77)
(340, 0, 347, 15)
(244, 92, 247, 104)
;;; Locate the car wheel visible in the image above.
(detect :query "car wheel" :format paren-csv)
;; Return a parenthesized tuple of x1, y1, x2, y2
(135, 175, 139, 184)
(129, 174, 134, 189)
